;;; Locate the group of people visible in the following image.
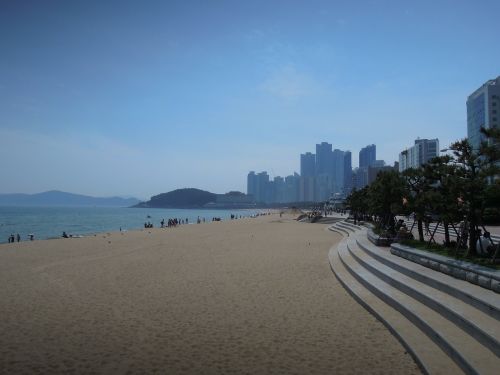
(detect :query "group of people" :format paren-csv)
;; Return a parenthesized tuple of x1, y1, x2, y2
(160, 218, 189, 228)
(7, 233, 34, 243)
(155, 213, 253, 227)
(7, 233, 21, 243)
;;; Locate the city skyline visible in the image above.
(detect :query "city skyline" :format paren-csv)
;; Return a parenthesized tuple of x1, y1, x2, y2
(1, 1, 499, 199)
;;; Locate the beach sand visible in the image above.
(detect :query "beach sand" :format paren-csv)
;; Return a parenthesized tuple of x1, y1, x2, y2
(0, 214, 420, 374)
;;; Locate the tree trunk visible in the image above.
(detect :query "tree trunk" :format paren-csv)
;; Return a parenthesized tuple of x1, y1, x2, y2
(468, 220, 477, 256)
(444, 221, 450, 247)
(417, 219, 424, 242)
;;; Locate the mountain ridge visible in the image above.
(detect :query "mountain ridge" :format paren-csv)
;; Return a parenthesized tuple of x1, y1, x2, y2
(0, 190, 140, 207)
(134, 188, 216, 208)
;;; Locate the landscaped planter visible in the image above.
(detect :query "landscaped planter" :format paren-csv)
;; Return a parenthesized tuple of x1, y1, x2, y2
(391, 242, 500, 294)
(367, 228, 394, 247)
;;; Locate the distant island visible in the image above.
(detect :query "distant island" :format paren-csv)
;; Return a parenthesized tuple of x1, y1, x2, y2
(134, 188, 257, 209)
(0, 190, 140, 207)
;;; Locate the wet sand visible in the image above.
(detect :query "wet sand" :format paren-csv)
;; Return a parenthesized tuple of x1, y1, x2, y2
(0, 214, 420, 374)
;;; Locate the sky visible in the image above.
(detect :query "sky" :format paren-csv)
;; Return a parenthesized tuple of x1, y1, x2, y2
(0, 0, 499, 199)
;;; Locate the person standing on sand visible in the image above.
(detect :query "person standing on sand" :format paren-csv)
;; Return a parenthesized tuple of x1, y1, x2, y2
(16, 233, 20, 242)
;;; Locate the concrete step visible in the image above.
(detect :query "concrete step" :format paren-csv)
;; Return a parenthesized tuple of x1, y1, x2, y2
(328, 227, 348, 236)
(314, 217, 343, 224)
(329, 240, 463, 375)
(338, 243, 500, 374)
(338, 220, 363, 231)
(328, 224, 350, 236)
(356, 233, 500, 322)
(335, 221, 357, 233)
(346, 237, 500, 357)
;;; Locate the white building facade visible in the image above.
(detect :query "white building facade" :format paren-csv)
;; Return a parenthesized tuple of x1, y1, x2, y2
(399, 138, 439, 172)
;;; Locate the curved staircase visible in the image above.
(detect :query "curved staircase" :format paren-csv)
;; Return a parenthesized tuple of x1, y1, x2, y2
(328, 220, 500, 375)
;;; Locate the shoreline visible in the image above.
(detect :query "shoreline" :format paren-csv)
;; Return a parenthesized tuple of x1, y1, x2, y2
(0, 206, 272, 245)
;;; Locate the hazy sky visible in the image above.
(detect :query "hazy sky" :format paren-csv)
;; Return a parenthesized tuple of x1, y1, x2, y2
(1, 0, 499, 199)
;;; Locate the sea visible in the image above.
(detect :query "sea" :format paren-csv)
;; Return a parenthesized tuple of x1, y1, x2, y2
(0, 206, 261, 244)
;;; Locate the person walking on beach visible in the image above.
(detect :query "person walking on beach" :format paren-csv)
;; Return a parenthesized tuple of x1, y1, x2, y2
(16, 233, 20, 242)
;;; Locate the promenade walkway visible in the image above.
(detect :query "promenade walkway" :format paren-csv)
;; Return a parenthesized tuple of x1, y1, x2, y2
(397, 217, 500, 245)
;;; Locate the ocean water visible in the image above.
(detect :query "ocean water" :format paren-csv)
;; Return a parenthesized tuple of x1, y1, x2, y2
(0, 206, 261, 244)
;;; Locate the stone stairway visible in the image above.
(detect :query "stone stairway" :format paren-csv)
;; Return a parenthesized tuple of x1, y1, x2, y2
(328, 220, 500, 375)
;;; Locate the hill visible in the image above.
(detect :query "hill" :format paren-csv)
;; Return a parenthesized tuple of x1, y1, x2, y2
(0, 190, 140, 207)
(135, 188, 217, 208)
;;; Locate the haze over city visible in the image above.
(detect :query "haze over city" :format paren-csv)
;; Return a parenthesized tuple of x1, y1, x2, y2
(1, 0, 499, 199)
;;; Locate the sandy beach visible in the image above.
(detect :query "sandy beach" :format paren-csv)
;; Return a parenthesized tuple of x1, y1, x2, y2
(0, 214, 420, 374)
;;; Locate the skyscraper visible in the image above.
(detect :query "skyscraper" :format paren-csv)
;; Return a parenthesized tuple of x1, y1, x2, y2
(299, 176, 315, 202)
(332, 149, 345, 194)
(467, 76, 500, 151)
(315, 142, 333, 175)
(314, 142, 335, 201)
(300, 152, 315, 177)
(343, 151, 352, 194)
(273, 176, 285, 203)
(359, 144, 376, 168)
(357, 144, 376, 189)
(256, 171, 270, 203)
(284, 173, 300, 203)
(247, 171, 257, 200)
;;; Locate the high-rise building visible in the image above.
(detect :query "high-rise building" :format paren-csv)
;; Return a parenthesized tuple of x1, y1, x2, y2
(248, 143, 353, 203)
(300, 152, 316, 177)
(299, 176, 315, 202)
(357, 144, 376, 189)
(284, 173, 300, 203)
(315, 142, 333, 175)
(273, 176, 286, 203)
(356, 167, 368, 189)
(314, 142, 334, 201)
(467, 76, 500, 151)
(359, 144, 376, 168)
(247, 171, 257, 200)
(315, 174, 333, 201)
(256, 171, 270, 203)
(332, 149, 345, 194)
(343, 151, 352, 194)
(399, 138, 439, 172)
(351, 168, 359, 191)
